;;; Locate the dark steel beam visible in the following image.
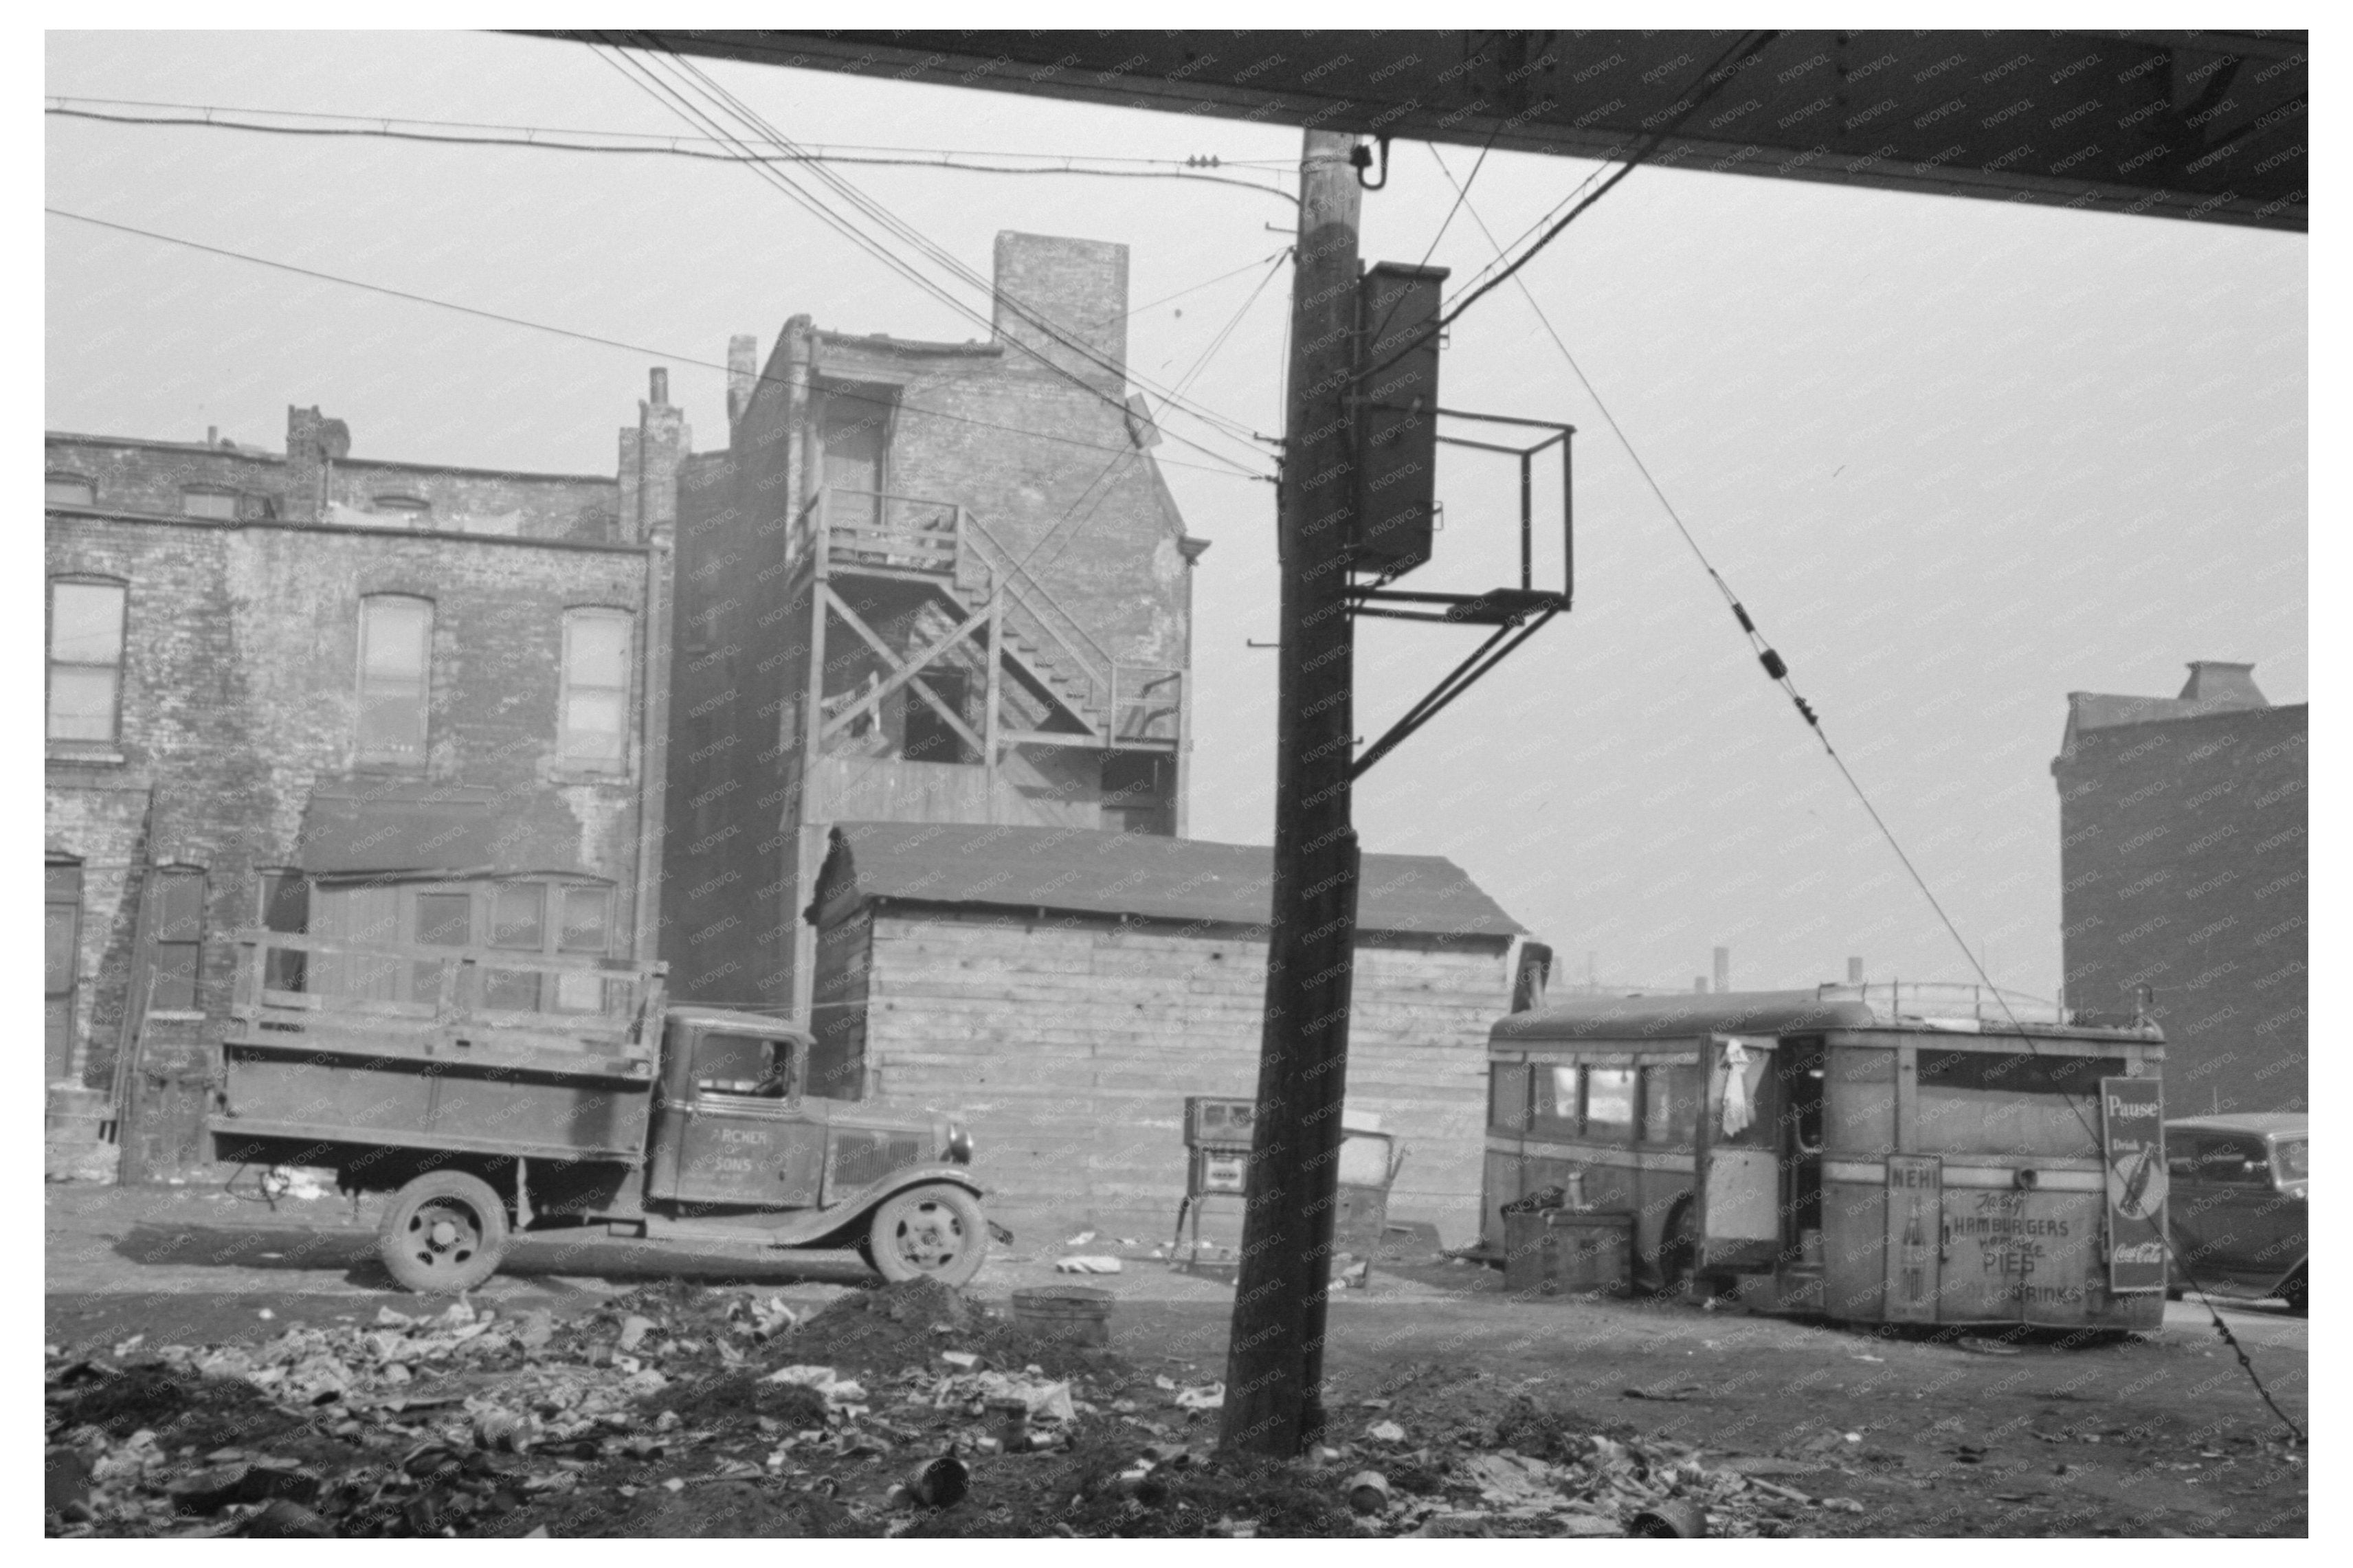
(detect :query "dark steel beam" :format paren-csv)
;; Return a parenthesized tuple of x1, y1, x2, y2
(546, 30, 2307, 233)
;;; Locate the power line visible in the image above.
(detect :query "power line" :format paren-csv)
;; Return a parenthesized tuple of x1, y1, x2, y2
(595, 38, 1275, 475)
(44, 103, 1300, 207)
(42, 205, 1267, 484)
(1426, 149, 2304, 1446)
(45, 95, 1292, 166)
(636, 38, 1279, 458)
(1355, 32, 1776, 394)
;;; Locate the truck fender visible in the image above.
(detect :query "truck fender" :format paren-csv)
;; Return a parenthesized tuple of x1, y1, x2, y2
(759, 1163, 986, 1250)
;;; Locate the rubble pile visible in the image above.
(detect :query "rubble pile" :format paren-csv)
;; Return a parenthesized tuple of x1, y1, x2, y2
(45, 1284, 1818, 1538)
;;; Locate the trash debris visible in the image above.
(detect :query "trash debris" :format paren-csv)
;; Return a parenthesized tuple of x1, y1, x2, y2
(1064, 1230, 1097, 1246)
(617, 1316, 656, 1352)
(1365, 1420, 1407, 1444)
(1622, 1383, 1706, 1402)
(1346, 1470, 1391, 1513)
(1172, 1382, 1225, 1411)
(1628, 1499, 1708, 1538)
(1053, 1255, 1123, 1274)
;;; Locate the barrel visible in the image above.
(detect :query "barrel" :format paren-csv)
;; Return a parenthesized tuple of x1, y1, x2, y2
(1010, 1286, 1113, 1346)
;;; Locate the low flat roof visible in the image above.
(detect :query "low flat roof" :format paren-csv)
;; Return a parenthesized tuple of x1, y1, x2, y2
(812, 820, 1524, 940)
(1493, 989, 2159, 1044)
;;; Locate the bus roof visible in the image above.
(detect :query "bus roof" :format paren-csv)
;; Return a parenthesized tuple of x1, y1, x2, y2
(1491, 988, 2161, 1046)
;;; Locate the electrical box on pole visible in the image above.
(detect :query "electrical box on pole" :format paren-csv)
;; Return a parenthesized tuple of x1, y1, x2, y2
(1351, 262, 1448, 576)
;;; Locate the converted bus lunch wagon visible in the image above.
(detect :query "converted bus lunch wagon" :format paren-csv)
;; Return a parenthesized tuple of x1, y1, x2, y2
(1482, 988, 2169, 1330)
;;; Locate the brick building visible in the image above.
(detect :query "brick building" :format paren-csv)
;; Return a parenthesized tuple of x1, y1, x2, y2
(805, 822, 1524, 1245)
(2052, 661, 2307, 1115)
(661, 232, 1208, 1019)
(43, 379, 681, 1180)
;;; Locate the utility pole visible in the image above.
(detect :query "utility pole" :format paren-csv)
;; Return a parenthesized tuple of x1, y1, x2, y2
(1218, 128, 1362, 1460)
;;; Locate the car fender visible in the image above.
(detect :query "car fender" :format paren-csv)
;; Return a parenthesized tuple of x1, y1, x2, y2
(2262, 1247, 2310, 1298)
(756, 1163, 986, 1250)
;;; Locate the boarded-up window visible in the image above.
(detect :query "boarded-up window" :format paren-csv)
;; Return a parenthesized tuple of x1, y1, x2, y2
(1488, 1063, 1530, 1133)
(150, 866, 205, 1011)
(561, 609, 632, 768)
(357, 596, 432, 765)
(1915, 1049, 2121, 1159)
(48, 579, 126, 743)
(46, 859, 83, 1081)
(181, 489, 239, 519)
(47, 474, 94, 506)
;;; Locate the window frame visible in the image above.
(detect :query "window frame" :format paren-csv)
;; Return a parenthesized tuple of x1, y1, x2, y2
(47, 576, 129, 746)
(559, 607, 634, 771)
(47, 473, 96, 506)
(180, 486, 242, 520)
(355, 594, 434, 768)
(148, 864, 208, 1013)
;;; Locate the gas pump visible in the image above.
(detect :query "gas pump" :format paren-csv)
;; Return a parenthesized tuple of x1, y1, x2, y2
(1172, 1095, 1254, 1271)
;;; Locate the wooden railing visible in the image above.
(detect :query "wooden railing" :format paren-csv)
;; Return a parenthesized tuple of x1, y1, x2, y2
(795, 485, 1183, 748)
(227, 930, 665, 1055)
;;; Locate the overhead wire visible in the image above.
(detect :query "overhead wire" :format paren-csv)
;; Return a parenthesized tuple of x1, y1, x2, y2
(44, 102, 1300, 208)
(1354, 31, 1777, 395)
(599, 36, 1275, 473)
(639, 37, 1278, 458)
(1426, 147, 2306, 1446)
(41, 206, 1265, 482)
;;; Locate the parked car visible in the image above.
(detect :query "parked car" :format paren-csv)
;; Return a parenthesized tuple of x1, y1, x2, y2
(2164, 1112, 2307, 1314)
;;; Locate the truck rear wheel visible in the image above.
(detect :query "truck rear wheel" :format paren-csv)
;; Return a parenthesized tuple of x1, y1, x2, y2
(868, 1183, 987, 1289)
(379, 1172, 509, 1294)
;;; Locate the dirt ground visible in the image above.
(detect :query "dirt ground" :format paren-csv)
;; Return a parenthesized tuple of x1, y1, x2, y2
(45, 1184, 2307, 1538)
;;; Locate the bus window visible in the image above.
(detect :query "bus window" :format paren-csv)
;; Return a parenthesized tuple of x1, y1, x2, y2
(1488, 1063, 1531, 1133)
(1530, 1064, 1581, 1138)
(1913, 1049, 2122, 1159)
(1640, 1063, 1701, 1146)
(1583, 1068, 1636, 1143)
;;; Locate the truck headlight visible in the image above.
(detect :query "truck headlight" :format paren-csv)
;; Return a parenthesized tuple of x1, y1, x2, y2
(947, 1124, 974, 1165)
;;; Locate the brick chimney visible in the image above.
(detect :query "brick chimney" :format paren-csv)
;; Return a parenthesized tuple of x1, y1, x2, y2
(2176, 661, 2268, 707)
(992, 232, 1129, 396)
(726, 334, 759, 430)
(618, 368, 684, 545)
(282, 405, 350, 524)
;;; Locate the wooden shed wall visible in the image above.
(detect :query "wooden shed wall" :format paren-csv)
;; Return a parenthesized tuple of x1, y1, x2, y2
(851, 906, 1509, 1245)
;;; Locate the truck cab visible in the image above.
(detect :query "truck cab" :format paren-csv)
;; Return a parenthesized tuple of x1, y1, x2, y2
(645, 1007, 970, 1212)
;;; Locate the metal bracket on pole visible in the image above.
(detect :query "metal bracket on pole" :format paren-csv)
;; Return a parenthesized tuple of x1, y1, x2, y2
(1345, 409, 1576, 778)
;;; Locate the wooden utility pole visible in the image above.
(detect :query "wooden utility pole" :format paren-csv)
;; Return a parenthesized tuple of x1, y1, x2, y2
(1218, 128, 1363, 1459)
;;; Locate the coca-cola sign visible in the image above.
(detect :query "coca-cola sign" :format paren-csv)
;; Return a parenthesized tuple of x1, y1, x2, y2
(2101, 1076, 2168, 1292)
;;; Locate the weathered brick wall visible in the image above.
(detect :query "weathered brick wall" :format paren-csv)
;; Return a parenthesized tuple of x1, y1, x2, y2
(46, 432, 619, 541)
(856, 907, 1510, 1246)
(45, 510, 654, 1099)
(2055, 704, 2307, 1112)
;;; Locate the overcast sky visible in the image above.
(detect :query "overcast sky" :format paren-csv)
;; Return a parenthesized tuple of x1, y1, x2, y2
(45, 30, 2307, 999)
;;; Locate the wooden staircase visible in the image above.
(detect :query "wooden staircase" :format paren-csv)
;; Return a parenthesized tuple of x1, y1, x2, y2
(809, 488, 1179, 749)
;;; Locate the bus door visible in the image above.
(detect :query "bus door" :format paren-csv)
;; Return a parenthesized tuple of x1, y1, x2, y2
(1777, 1037, 1829, 1266)
(1697, 1035, 1779, 1270)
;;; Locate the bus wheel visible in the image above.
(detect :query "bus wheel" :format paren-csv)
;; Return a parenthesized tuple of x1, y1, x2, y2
(379, 1172, 508, 1295)
(1655, 1200, 1699, 1299)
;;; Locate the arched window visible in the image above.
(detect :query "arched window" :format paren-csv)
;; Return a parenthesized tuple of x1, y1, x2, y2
(357, 595, 432, 766)
(48, 577, 127, 744)
(561, 607, 633, 769)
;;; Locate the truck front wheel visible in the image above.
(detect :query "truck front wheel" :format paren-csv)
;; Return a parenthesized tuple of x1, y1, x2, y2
(868, 1183, 988, 1289)
(379, 1172, 509, 1294)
